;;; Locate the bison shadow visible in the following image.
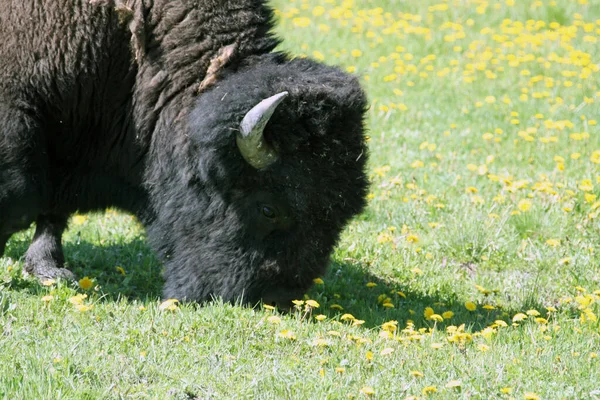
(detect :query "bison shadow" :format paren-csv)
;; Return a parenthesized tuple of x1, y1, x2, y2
(307, 259, 560, 331)
(3, 234, 163, 301)
(4, 235, 559, 330)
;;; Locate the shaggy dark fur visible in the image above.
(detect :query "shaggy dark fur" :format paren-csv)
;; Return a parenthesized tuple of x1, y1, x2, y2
(0, 0, 369, 306)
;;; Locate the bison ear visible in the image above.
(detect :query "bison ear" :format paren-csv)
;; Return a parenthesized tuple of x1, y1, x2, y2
(236, 91, 288, 169)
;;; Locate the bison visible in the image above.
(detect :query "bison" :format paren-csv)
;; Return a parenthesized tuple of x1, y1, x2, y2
(0, 0, 369, 307)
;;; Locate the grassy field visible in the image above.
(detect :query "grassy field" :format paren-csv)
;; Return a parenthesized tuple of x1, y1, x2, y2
(2, 0, 600, 398)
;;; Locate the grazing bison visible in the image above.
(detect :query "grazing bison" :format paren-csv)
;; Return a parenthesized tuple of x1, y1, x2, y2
(0, 0, 369, 306)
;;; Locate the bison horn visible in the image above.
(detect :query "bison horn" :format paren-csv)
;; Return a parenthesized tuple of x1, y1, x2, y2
(236, 91, 288, 169)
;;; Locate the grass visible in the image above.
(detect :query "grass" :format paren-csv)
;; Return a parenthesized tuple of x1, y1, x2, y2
(2, 0, 600, 398)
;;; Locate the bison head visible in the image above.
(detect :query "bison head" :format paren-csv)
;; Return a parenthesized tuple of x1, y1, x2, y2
(148, 56, 369, 308)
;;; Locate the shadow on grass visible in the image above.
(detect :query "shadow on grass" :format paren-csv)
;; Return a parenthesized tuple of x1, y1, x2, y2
(306, 259, 559, 331)
(4, 235, 566, 331)
(3, 234, 163, 302)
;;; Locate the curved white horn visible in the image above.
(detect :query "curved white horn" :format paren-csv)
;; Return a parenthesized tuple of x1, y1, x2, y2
(236, 91, 288, 169)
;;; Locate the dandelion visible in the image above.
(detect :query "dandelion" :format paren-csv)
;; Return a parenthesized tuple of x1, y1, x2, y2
(292, 17, 311, 28)
(360, 386, 375, 396)
(442, 311, 454, 319)
(524, 393, 540, 400)
(41, 295, 54, 302)
(78, 277, 93, 290)
(159, 298, 179, 311)
(518, 199, 532, 212)
(406, 234, 419, 244)
(267, 316, 281, 324)
(513, 313, 528, 322)
(340, 313, 356, 321)
(277, 330, 296, 340)
(465, 301, 477, 311)
(422, 386, 437, 395)
(305, 300, 320, 308)
(410, 370, 424, 377)
(313, 278, 324, 285)
(71, 215, 88, 225)
(315, 314, 326, 321)
(115, 266, 126, 276)
(366, 282, 377, 288)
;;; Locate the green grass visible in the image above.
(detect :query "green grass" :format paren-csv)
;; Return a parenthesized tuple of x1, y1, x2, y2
(2, 0, 600, 398)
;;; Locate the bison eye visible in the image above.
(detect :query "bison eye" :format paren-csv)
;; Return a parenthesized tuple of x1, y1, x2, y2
(262, 205, 276, 219)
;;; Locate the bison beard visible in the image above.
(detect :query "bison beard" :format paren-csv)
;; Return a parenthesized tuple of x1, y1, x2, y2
(0, 0, 369, 307)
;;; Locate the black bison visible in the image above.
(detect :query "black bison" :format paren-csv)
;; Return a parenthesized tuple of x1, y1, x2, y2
(0, 0, 369, 306)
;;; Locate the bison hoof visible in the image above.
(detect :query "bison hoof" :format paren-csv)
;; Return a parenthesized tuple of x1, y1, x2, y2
(23, 260, 76, 281)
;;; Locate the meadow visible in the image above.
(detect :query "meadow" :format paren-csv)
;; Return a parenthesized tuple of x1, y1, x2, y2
(1, 0, 600, 398)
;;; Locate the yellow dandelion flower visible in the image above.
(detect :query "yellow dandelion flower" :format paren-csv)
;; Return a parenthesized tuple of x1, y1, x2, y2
(429, 314, 444, 322)
(313, 277, 324, 285)
(292, 17, 311, 28)
(360, 386, 375, 396)
(71, 215, 88, 225)
(518, 199, 532, 212)
(41, 279, 56, 287)
(524, 393, 540, 400)
(431, 342, 444, 349)
(366, 282, 377, 288)
(365, 351, 373, 361)
(315, 314, 326, 321)
(68, 294, 87, 305)
(115, 266, 126, 276)
(422, 386, 437, 395)
(442, 311, 454, 319)
(277, 330, 296, 340)
(41, 295, 54, 302)
(424, 307, 434, 318)
(74, 304, 93, 312)
(545, 239, 560, 247)
(340, 313, 355, 321)
(305, 300, 320, 308)
(512, 313, 528, 322)
(267, 316, 281, 324)
(329, 304, 344, 310)
(78, 277, 93, 290)
(410, 370, 424, 377)
(465, 301, 477, 311)
(159, 298, 179, 311)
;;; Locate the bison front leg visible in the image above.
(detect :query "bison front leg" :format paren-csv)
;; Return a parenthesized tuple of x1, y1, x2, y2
(23, 214, 74, 281)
